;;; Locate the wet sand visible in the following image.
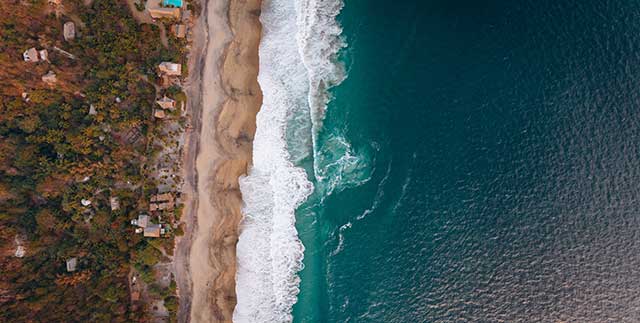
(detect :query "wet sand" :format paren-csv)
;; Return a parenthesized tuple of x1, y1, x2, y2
(176, 0, 262, 322)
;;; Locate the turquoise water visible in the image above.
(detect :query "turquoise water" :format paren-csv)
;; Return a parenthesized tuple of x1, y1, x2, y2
(292, 1, 640, 322)
(162, 0, 181, 7)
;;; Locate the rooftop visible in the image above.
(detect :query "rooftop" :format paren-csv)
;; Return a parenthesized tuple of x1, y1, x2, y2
(156, 96, 176, 110)
(154, 109, 167, 119)
(149, 192, 176, 211)
(42, 70, 57, 84)
(144, 224, 162, 238)
(63, 22, 75, 41)
(23, 48, 39, 62)
(158, 62, 182, 76)
(110, 196, 120, 211)
(131, 214, 149, 228)
(148, 7, 181, 20)
(171, 24, 186, 38)
(66, 257, 77, 272)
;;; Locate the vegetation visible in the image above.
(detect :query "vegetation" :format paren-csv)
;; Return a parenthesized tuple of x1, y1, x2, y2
(0, 0, 185, 321)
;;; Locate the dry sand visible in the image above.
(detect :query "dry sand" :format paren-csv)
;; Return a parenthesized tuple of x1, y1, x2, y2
(176, 0, 263, 322)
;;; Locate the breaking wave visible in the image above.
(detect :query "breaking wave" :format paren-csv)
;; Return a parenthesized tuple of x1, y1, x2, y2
(234, 0, 345, 322)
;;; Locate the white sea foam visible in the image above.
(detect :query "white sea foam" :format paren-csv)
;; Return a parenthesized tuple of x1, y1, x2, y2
(234, 0, 346, 322)
(297, 0, 347, 133)
(316, 135, 374, 201)
(330, 221, 352, 256)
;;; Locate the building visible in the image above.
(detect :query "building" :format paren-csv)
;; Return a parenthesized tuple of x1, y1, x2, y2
(88, 104, 97, 115)
(143, 224, 162, 238)
(23, 48, 48, 62)
(156, 96, 176, 110)
(63, 22, 76, 41)
(66, 258, 77, 272)
(110, 196, 120, 211)
(15, 245, 25, 258)
(171, 24, 186, 38)
(148, 7, 181, 19)
(131, 214, 149, 228)
(154, 109, 166, 119)
(38, 50, 48, 61)
(23, 48, 39, 62)
(149, 192, 175, 212)
(158, 62, 181, 76)
(42, 71, 57, 84)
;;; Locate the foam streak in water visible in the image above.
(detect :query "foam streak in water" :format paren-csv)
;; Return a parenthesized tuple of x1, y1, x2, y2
(234, 0, 345, 322)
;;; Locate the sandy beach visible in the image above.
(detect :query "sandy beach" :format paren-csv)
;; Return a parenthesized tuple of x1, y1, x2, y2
(175, 0, 262, 322)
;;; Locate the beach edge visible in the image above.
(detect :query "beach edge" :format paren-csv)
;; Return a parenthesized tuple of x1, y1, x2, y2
(176, 0, 263, 322)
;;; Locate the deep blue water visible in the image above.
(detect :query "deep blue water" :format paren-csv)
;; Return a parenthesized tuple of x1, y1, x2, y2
(293, 1, 640, 322)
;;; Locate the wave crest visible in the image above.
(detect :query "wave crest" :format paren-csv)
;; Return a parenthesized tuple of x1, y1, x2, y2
(234, 0, 346, 322)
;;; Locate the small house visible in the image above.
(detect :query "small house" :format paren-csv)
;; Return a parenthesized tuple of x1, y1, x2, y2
(23, 48, 48, 62)
(23, 48, 39, 62)
(149, 7, 181, 19)
(15, 245, 25, 258)
(143, 224, 162, 238)
(154, 109, 166, 119)
(156, 96, 176, 110)
(131, 214, 149, 228)
(171, 24, 186, 38)
(42, 71, 57, 84)
(66, 257, 77, 272)
(110, 196, 120, 211)
(38, 50, 48, 61)
(149, 192, 175, 212)
(88, 104, 97, 115)
(158, 62, 182, 76)
(63, 22, 76, 41)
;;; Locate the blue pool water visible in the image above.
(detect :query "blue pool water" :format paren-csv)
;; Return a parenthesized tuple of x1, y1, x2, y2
(162, 0, 182, 8)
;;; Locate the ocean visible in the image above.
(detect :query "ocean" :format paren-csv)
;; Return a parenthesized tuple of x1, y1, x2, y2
(237, 1, 640, 322)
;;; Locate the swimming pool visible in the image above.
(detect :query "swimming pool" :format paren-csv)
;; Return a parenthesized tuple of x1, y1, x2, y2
(162, 0, 182, 8)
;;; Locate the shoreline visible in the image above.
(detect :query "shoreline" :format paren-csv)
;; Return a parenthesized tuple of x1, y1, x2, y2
(176, 0, 263, 322)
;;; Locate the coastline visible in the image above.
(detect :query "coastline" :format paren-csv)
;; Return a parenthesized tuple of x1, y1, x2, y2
(176, 0, 263, 322)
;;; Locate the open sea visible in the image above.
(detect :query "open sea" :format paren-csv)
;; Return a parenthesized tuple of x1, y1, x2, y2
(235, 1, 640, 322)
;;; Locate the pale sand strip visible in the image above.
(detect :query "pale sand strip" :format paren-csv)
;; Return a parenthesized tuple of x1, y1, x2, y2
(177, 0, 263, 322)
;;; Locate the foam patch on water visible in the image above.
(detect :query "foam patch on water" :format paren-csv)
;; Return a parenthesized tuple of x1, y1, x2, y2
(315, 135, 374, 200)
(234, 0, 346, 322)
